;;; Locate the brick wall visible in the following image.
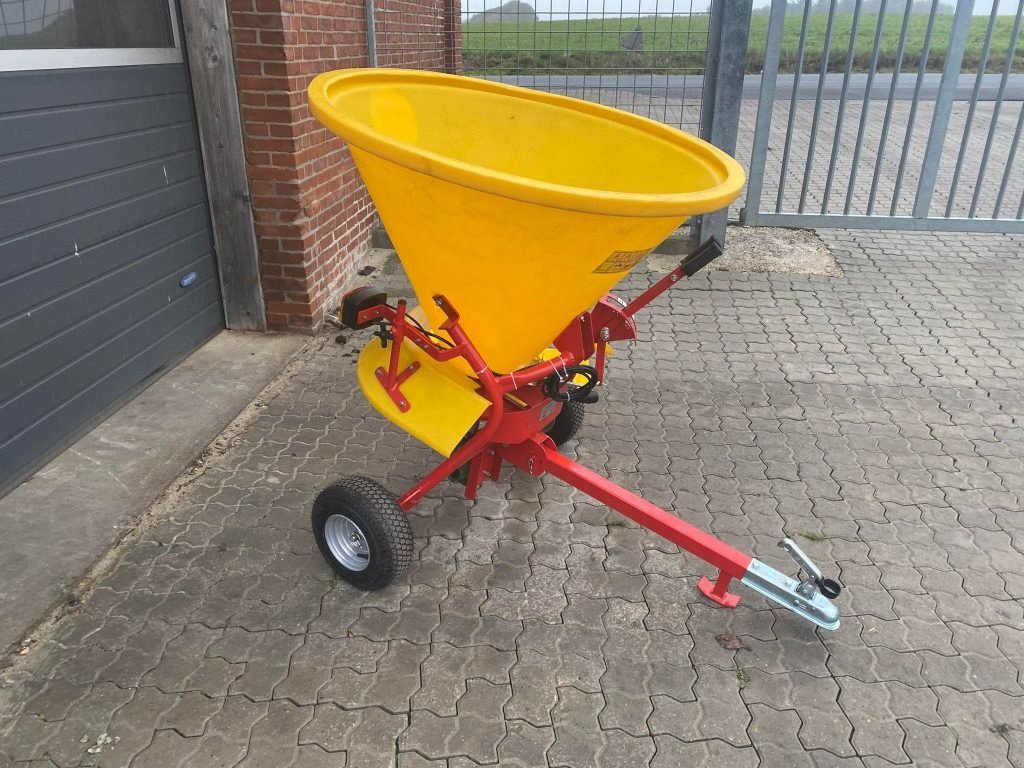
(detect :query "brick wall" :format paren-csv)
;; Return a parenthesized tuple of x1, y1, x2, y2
(228, 0, 461, 332)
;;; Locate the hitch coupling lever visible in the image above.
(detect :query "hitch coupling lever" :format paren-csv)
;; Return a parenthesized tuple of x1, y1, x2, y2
(739, 538, 843, 630)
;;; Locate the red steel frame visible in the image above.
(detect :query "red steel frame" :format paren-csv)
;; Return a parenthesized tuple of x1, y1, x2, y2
(350, 259, 753, 607)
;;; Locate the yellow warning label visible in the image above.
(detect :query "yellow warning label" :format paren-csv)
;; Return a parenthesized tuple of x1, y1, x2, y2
(592, 248, 652, 274)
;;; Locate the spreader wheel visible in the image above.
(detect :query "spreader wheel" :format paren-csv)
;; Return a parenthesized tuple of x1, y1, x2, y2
(312, 476, 413, 590)
(544, 401, 585, 447)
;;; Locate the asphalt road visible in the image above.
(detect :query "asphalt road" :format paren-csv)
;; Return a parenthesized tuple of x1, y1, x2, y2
(485, 73, 1024, 100)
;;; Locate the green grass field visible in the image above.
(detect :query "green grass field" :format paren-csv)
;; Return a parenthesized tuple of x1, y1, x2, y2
(461, 13, 1024, 75)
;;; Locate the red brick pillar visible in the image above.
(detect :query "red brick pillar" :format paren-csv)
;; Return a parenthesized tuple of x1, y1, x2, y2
(228, 0, 379, 332)
(228, 0, 465, 332)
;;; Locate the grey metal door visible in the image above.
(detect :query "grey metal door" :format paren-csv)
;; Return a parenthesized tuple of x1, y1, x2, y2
(0, 2, 223, 493)
(742, 0, 1024, 233)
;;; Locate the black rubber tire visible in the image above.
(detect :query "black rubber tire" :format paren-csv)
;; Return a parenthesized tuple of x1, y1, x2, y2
(544, 401, 585, 446)
(311, 476, 413, 590)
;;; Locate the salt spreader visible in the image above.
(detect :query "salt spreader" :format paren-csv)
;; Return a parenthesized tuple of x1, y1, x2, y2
(306, 69, 842, 630)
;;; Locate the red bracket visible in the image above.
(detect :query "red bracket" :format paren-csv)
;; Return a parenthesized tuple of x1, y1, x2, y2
(697, 573, 741, 608)
(465, 447, 503, 501)
(372, 300, 420, 412)
(374, 361, 419, 412)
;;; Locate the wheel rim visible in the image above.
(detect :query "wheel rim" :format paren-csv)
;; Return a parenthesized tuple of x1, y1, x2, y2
(324, 514, 371, 572)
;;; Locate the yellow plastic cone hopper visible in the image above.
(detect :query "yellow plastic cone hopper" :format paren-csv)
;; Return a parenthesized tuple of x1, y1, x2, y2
(308, 69, 744, 374)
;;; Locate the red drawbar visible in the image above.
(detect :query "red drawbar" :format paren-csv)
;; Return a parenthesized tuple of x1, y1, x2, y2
(496, 435, 753, 589)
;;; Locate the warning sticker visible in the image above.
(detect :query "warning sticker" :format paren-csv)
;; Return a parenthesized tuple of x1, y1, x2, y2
(592, 248, 652, 274)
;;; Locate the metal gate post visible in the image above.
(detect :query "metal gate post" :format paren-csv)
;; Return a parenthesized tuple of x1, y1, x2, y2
(365, 0, 378, 67)
(741, 0, 787, 227)
(912, 0, 975, 218)
(696, 0, 753, 245)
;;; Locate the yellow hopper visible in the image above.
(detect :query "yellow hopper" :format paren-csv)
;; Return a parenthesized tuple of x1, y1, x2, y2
(306, 69, 843, 631)
(308, 69, 744, 374)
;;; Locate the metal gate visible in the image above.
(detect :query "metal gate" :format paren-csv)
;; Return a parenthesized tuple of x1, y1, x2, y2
(742, 0, 1024, 233)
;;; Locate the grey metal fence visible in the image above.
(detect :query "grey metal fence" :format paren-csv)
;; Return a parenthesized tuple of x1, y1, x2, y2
(742, 0, 1024, 233)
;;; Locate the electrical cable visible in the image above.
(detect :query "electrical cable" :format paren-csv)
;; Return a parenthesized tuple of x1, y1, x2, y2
(543, 365, 599, 403)
(404, 312, 454, 348)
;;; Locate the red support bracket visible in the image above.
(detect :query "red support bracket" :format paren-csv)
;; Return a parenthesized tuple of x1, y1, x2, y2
(372, 300, 419, 412)
(697, 572, 741, 608)
(394, 295, 507, 512)
(622, 265, 687, 319)
(374, 361, 419, 412)
(464, 448, 503, 501)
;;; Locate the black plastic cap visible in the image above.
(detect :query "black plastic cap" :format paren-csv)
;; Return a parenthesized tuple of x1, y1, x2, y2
(680, 237, 725, 276)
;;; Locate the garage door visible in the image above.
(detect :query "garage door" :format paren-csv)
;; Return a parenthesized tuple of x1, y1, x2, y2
(0, 0, 223, 493)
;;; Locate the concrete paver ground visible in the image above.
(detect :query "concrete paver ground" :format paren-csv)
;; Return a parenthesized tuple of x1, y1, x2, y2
(2, 229, 1023, 767)
(0, 331, 305, 660)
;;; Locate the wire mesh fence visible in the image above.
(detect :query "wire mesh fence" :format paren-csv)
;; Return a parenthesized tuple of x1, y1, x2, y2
(460, 0, 711, 131)
(372, 0, 711, 132)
